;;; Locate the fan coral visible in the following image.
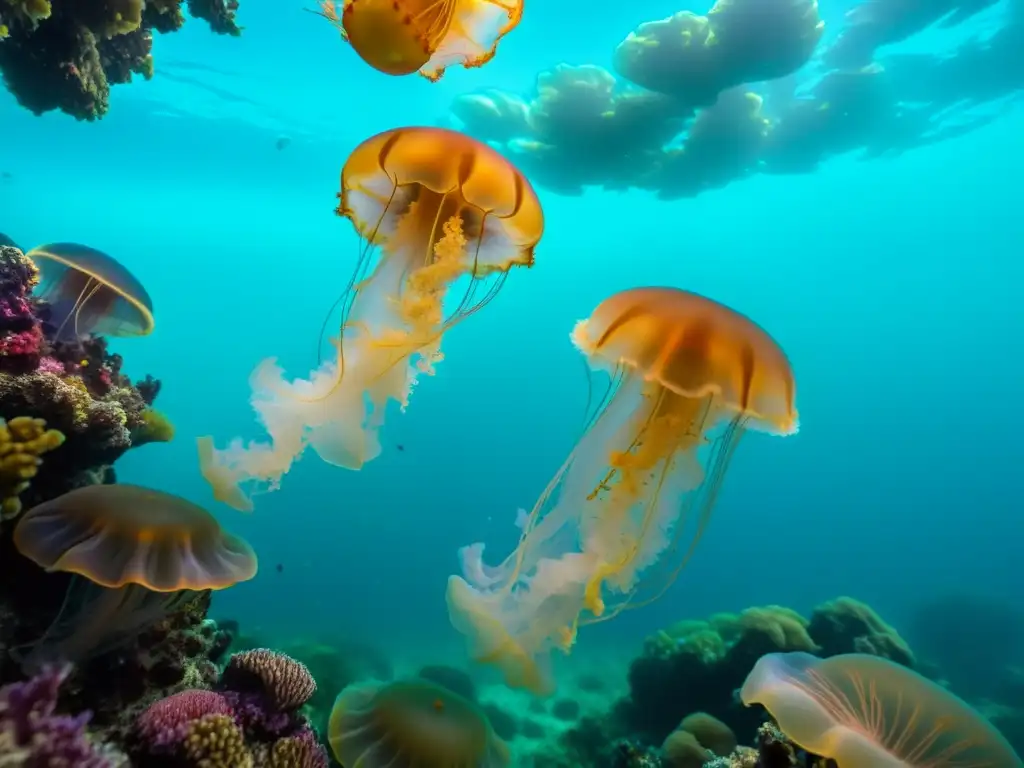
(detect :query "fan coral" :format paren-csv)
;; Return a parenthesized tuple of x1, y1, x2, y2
(0, 414, 64, 519)
(183, 712, 253, 767)
(0, 0, 244, 119)
(223, 649, 317, 711)
(0, 664, 125, 766)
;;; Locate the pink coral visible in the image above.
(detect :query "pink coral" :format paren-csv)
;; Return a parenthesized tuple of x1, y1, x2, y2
(0, 326, 42, 357)
(37, 356, 65, 374)
(135, 689, 234, 751)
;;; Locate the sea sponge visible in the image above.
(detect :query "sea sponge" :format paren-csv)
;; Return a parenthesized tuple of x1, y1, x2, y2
(131, 407, 175, 445)
(677, 712, 736, 756)
(183, 713, 253, 768)
(223, 649, 317, 711)
(0, 414, 64, 519)
(662, 729, 712, 768)
(2, 0, 52, 25)
(808, 596, 914, 666)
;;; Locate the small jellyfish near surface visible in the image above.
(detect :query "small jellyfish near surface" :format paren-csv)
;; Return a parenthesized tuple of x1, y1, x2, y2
(446, 287, 799, 695)
(199, 126, 544, 512)
(314, 0, 524, 81)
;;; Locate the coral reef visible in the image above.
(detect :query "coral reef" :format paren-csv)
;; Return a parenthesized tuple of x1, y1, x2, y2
(0, 244, 171, 510)
(527, 597, 914, 766)
(131, 649, 328, 767)
(0, 241, 267, 765)
(0, 664, 127, 765)
(0, 0, 243, 120)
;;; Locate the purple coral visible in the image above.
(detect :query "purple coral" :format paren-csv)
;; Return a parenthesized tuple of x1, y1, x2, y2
(0, 664, 117, 767)
(135, 689, 234, 752)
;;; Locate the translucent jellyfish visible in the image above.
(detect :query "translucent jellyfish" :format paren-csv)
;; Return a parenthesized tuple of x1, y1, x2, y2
(314, 0, 523, 81)
(11, 581, 195, 671)
(11, 484, 256, 670)
(741, 652, 1023, 767)
(328, 679, 509, 768)
(25, 242, 154, 340)
(199, 127, 544, 512)
(13, 483, 258, 590)
(447, 287, 798, 694)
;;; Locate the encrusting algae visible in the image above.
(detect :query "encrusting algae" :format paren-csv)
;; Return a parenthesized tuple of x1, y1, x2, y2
(0, 414, 64, 520)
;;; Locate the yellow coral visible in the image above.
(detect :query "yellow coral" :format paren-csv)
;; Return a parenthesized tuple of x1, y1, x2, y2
(269, 736, 317, 767)
(183, 714, 253, 768)
(0, 415, 64, 519)
(132, 408, 175, 445)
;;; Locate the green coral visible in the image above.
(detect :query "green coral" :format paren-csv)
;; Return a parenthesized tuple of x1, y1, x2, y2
(131, 407, 174, 445)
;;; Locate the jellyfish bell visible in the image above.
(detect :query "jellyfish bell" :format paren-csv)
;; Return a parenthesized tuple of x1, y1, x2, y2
(315, 0, 523, 81)
(328, 678, 510, 768)
(448, 287, 798, 693)
(742, 652, 1023, 767)
(199, 126, 543, 512)
(13, 483, 258, 590)
(11, 484, 255, 671)
(25, 242, 154, 340)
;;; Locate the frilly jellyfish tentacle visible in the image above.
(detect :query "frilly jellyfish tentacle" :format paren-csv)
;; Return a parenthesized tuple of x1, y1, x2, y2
(198, 127, 542, 509)
(447, 287, 799, 693)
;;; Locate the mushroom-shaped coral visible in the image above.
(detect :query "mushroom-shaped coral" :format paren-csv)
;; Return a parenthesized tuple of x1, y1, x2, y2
(676, 712, 737, 757)
(26, 242, 154, 341)
(448, 287, 798, 694)
(741, 652, 1023, 767)
(328, 679, 509, 768)
(0, 415, 64, 520)
(314, 0, 522, 81)
(662, 729, 712, 768)
(222, 648, 317, 711)
(13, 483, 257, 590)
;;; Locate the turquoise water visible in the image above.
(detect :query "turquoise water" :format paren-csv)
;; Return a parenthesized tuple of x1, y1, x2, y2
(2, 0, 1021, 678)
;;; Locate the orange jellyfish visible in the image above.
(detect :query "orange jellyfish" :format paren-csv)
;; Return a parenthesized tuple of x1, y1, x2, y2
(741, 652, 1023, 767)
(26, 242, 155, 340)
(199, 126, 544, 512)
(446, 287, 798, 694)
(314, 0, 523, 81)
(12, 484, 257, 668)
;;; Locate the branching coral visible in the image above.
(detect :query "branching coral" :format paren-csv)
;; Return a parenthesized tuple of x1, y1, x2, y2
(0, 664, 126, 766)
(0, 0, 244, 119)
(0, 414, 64, 519)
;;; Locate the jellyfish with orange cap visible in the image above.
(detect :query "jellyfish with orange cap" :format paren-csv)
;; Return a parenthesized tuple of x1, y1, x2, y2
(198, 126, 544, 512)
(313, 0, 523, 81)
(446, 287, 799, 695)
